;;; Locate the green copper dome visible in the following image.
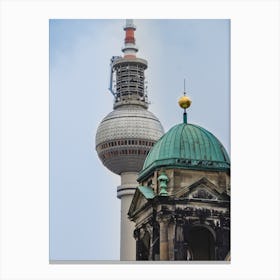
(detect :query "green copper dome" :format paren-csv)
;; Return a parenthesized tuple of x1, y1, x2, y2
(138, 123, 230, 180)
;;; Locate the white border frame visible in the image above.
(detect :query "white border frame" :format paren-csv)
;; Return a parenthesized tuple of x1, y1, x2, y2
(1, 0, 279, 279)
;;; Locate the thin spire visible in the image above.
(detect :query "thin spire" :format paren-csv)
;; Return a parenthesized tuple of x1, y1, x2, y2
(183, 78, 187, 123)
(178, 78, 192, 124)
(122, 19, 138, 58)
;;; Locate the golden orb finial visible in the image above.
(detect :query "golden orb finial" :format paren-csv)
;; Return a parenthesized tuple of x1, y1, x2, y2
(178, 95, 192, 109)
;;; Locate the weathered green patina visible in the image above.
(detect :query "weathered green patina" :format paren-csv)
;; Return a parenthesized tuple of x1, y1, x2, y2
(157, 171, 169, 196)
(138, 123, 230, 181)
(138, 186, 155, 199)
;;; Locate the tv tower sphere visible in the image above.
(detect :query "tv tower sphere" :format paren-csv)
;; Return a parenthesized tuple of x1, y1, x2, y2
(95, 19, 164, 260)
(96, 106, 164, 175)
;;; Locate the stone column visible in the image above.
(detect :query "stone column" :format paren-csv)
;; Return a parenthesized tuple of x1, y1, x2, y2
(168, 221, 175, 260)
(175, 219, 186, 260)
(133, 229, 140, 260)
(158, 216, 170, 260)
(145, 224, 153, 260)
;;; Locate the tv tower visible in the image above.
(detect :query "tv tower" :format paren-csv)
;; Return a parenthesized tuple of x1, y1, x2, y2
(95, 20, 164, 260)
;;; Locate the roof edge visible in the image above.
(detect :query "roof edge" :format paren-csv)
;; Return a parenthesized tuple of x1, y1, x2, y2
(138, 158, 230, 181)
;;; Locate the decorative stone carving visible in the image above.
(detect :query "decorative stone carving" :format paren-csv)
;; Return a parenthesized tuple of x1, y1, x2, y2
(157, 171, 169, 196)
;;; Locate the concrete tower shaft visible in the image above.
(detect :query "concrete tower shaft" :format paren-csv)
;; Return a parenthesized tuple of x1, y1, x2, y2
(95, 19, 164, 261)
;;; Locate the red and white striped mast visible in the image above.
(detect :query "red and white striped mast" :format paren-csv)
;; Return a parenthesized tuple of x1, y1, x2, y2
(122, 19, 138, 59)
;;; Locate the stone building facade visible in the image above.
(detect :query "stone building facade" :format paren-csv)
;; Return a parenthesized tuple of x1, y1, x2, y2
(128, 122, 230, 261)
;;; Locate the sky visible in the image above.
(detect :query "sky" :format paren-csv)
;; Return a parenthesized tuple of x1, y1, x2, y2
(49, 19, 230, 261)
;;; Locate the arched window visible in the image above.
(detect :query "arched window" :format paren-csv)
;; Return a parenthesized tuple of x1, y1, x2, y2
(187, 226, 215, 260)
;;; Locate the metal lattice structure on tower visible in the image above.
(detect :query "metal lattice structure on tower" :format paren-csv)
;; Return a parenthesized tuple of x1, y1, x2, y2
(112, 57, 148, 108)
(95, 20, 164, 261)
(109, 20, 149, 108)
